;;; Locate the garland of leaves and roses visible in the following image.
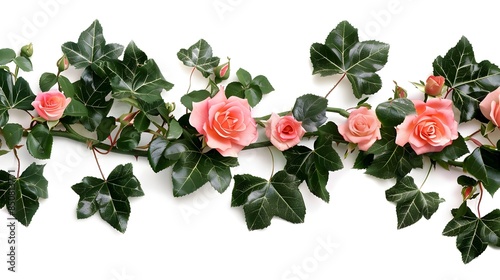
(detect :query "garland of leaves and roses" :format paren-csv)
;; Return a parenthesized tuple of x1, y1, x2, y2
(0, 20, 500, 263)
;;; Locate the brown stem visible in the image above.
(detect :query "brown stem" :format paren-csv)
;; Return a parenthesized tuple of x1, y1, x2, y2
(325, 72, 347, 99)
(13, 149, 21, 178)
(92, 148, 106, 180)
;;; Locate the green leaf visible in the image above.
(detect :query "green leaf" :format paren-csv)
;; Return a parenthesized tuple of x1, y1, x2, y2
(39, 72, 58, 92)
(180, 90, 210, 111)
(457, 175, 477, 187)
(58, 75, 76, 97)
(2, 123, 24, 149)
(71, 163, 143, 233)
(0, 48, 16, 65)
(364, 127, 423, 179)
(26, 124, 53, 159)
(61, 20, 124, 69)
(96, 117, 116, 141)
(103, 48, 173, 105)
(463, 146, 500, 196)
(167, 118, 182, 140)
(236, 68, 252, 85)
(232, 171, 305, 230)
(0, 163, 48, 226)
(177, 39, 220, 78)
(443, 207, 500, 263)
(386, 176, 444, 229)
(252, 75, 274, 94)
(133, 111, 150, 132)
(375, 98, 415, 127)
(433, 36, 500, 122)
(116, 126, 140, 151)
(283, 127, 343, 202)
(292, 94, 328, 132)
(428, 134, 469, 162)
(310, 20, 389, 98)
(147, 137, 174, 173)
(0, 71, 36, 111)
(64, 99, 88, 117)
(13, 56, 33, 72)
(224, 69, 274, 107)
(225, 82, 245, 99)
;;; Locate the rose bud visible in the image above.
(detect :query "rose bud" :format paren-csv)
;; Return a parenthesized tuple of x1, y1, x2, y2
(462, 186, 475, 201)
(214, 58, 230, 82)
(21, 43, 33, 58)
(57, 54, 69, 72)
(424, 75, 445, 96)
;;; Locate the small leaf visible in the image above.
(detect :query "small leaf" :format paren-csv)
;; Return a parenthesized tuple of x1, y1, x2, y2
(180, 90, 210, 111)
(236, 68, 252, 85)
(96, 117, 116, 141)
(13, 56, 33, 72)
(386, 176, 444, 229)
(147, 137, 174, 173)
(116, 126, 140, 151)
(375, 98, 415, 127)
(0, 48, 16, 65)
(463, 146, 500, 195)
(2, 123, 24, 149)
(39, 73, 58, 92)
(177, 39, 220, 78)
(26, 124, 53, 159)
(133, 111, 150, 132)
(457, 175, 477, 187)
(292, 94, 328, 132)
(167, 118, 182, 140)
(252, 75, 274, 94)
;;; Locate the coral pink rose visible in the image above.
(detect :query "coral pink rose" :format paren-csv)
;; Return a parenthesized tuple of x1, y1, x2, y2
(395, 98, 458, 155)
(338, 107, 381, 151)
(265, 113, 306, 151)
(32, 91, 71, 121)
(189, 87, 258, 157)
(424, 75, 445, 96)
(479, 87, 500, 126)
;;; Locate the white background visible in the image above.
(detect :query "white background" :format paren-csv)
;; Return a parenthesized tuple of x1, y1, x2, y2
(0, 0, 499, 279)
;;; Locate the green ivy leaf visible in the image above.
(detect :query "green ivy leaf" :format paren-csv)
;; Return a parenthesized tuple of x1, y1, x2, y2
(386, 176, 444, 229)
(428, 134, 469, 163)
(0, 163, 48, 226)
(463, 146, 500, 196)
(0, 71, 36, 126)
(283, 126, 343, 202)
(116, 126, 140, 151)
(232, 171, 305, 230)
(375, 98, 415, 127)
(292, 94, 328, 132)
(71, 163, 143, 233)
(26, 124, 53, 159)
(443, 207, 500, 263)
(181, 90, 210, 111)
(433, 37, 500, 122)
(147, 137, 174, 173)
(2, 123, 23, 149)
(0, 48, 16, 65)
(102, 42, 173, 105)
(177, 39, 220, 78)
(96, 117, 116, 142)
(364, 127, 423, 179)
(61, 20, 124, 69)
(310, 20, 389, 98)
(133, 111, 150, 132)
(39, 72, 58, 92)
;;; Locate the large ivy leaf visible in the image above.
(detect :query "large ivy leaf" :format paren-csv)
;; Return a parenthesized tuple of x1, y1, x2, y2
(177, 39, 220, 78)
(0, 163, 48, 226)
(283, 124, 343, 202)
(61, 20, 123, 69)
(71, 163, 143, 233)
(0, 71, 36, 127)
(443, 207, 500, 263)
(463, 146, 500, 196)
(386, 176, 444, 229)
(310, 20, 389, 98)
(433, 37, 500, 122)
(232, 171, 305, 230)
(101, 42, 173, 106)
(364, 127, 423, 179)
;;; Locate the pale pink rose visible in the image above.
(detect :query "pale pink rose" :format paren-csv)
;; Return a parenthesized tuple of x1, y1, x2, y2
(395, 98, 458, 155)
(479, 87, 500, 126)
(265, 113, 306, 151)
(32, 91, 71, 121)
(189, 87, 258, 157)
(425, 75, 445, 96)
(338, 107, 381, 151)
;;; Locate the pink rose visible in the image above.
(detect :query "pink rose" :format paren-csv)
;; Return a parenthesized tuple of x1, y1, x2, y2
(32, 90, 71, 121)
(189, 87, 258, 157)
(395, 98, 458, 155)
(479, 87, 500, 126)
(265, 113, 306, 151)
(338, 107, 381, 151)
(424, 75, 445, 96)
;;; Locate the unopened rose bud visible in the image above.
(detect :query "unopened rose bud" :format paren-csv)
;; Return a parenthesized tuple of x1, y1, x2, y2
(393, 81, 407, 99)
(57, 54, 69, 72)
(425, 75, 445, 96)
(214, 58, 230, 82)
(461, 186, 475, 200)
(21, 43, 33, 58)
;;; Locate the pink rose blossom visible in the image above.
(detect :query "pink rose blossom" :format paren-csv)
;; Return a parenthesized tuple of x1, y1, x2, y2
(395, 98, 458, 155)
(31, 90, 71, 121)
(189, 87, 258, 157)
(265, 113, 306, 151)
(338, 107, 381, 151)
(479, 87, 500, 126)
